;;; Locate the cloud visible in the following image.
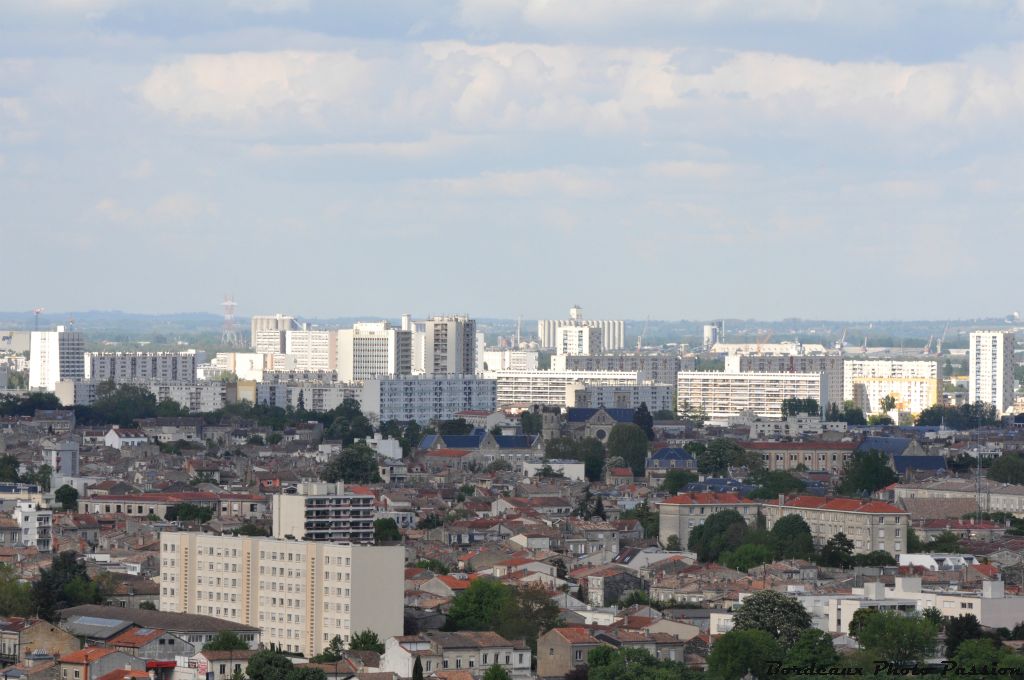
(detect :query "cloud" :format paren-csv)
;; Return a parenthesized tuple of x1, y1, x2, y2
(137, 42, 1024, 143)
(248, 132, 476, 159)
(436, 167, 614, 198)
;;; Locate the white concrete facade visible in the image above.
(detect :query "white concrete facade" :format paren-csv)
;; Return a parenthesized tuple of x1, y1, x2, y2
(970, 331, 1016, 414)
(537, 308, 624, 350)
(358, 375, 497, 424)
(285, 330, 336, 372)
(159, 533, 404, 657)
(676, 371, 828, 421)
(84, 351, 198, 384)
(271, 481, 375, 544)
(556, 325, 603, 356)
(336, 322, 412, 383)
(725, 353, 844, 409)
(843, 359, 940, 415)
(565, 381, 673, 412)
(481, 349, 540, 372)
(29, 326, 84, 391)
(487, 369, 641, 407)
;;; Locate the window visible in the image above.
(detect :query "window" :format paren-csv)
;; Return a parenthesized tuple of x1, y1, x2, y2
(575, 650, 583, 661)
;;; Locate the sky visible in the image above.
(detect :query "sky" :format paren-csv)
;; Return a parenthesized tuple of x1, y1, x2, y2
(2, 1, 1024, 321)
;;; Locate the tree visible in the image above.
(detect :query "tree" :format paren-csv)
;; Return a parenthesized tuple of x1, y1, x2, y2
(989, 453, 1024, 485)
(311, 635, 345, 663)
(781, 397, 820, 416)
(322, 443, 382, 484)
(588, 646, 699, 680)
(172, 503, 213, 523)
(246, 650, 294, 680)
(285, 669, 326, 680)
(373, 518, 402, 544)
(926, 530, 962, 553)
(945, 614, 984, 657)
(0, 564, 33, 617)
(438, 418, 473, 436)
(633, 402, 655, 440)
(950, 639, 1024, 679)
(664, 535, 681, 551)
(731, 590, 812, 646)
(818, 532, 855, 568)
(32, 551, 101, 622)
(417, 514, 443, 530)
(785, 628, 838, 669)
(605, 424, 649, 476)
(880, 395, 897, 412)
(138, 600, 157, 610)
(446, 579, 560, 653)
(54, 484, 79, 511)
(266, 432, 283, 445)
(412, 656, 424, 680)
(696, 438, 758, 476)
(855, 611, 939, 664)
(769, 514, 815, 559)
(481, 664, 511, 680)
(687, 509, 748, 562)
(708, 629, 784, 680)
(579, 438, 606, 482)
(235, 523, 269, 537)
(908, 526, 925, 553)
(660, 469, 697, 494)
(0, 455, 20, 483)
(720, 543, 774, 572)
(854, 550, 897, 566)
(620, 501, 658, 539)
(837, 450, 897, 495)
(447, 579, 513, 631)
(203, 631, 249, 651)
(748, 471, 806, 500)
(24, 465, 52, 492)
(349, 629, 385, 653)
(916, 403, 998, 429)
(544, 436, 578, 459)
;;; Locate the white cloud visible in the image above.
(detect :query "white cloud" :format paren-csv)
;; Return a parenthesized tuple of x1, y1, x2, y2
(137, 42, 1024, 140)
(248, 132, 476, 159)
(436, 167, 614, 198)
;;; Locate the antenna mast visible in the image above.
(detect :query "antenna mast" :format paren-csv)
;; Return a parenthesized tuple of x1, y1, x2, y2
(221, 295, 240, 347)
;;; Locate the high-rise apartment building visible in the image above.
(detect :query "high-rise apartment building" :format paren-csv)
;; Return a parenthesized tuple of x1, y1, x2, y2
(84, 351, 198, 384)
(556, 325, 603, 356)
(676, 371, 827, 421)
(487, 369, 641, 406)
(336, 322, 412, 383)
(421, 316, 476, 376)
(843, 359, 940, 415)
(29, 326, 85, 391)
(250, 314, 300, 349)
(537, 307, 624, 350)
(271, 482, 374, 544)
(285, 329, 337, 372)
(725, 353, 844, 409)
(359, 375, 496, 424)
(970, 330, 1016, 414)
(551, 353, 688, 386)
(159, 533, 404, 657)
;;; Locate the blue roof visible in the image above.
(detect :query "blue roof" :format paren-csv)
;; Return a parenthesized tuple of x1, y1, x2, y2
(566, 407, 635, 423)
(417, 434, 439, 450)
(891, 455, 946, 474)
(493, 435, 536, 449)
(649, 448, 694, 461)
(438, 434, 485, 449)
(857, 436, 913, 455)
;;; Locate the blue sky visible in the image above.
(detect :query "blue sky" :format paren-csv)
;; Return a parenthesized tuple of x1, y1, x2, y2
(2, 1, 1023, 321)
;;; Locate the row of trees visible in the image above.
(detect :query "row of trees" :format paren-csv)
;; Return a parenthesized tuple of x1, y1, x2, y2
(0, 552, 104, 622)
(444, 578, 561, 653)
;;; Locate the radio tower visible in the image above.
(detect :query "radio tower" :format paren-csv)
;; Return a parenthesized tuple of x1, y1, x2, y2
(221, 295, 240, 347)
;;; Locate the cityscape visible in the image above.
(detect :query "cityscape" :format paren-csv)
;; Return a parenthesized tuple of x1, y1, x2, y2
(4, 2, 1024, 680)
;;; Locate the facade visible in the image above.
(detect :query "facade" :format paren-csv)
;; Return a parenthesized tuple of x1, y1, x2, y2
(336, 322, 412, 382)
(84, 351, 198, 384)
(480, 349, 540, 372)
(54, 379, 98, 407)
(556, 325, 603, 356)
(703, 322, 724, 350)
(657, 492, 761, 548)
(43, 438, 80, 477)
(381, 631, 532, 680)
(13, 500, 51, 552)
(489, 369, 640, 407)
(565, 382, 673, 412)
(420, 315, 476, 376)
(725, 353, 844, 409)
(969, 331, 1016, 413)
(358, 375, 496, 424)
(537, 307, 625, 350)
(676, 371, 827, 421)
(29, 326, 85, 391)
(893, 478, 1024, 516)
(843, 359, 940, 415)
(285, 329, 337, 372)
(250, 314, 299, 349)
(159, 533, 404, 657)
(271, 482, 374, 544)
(746, 441, 858, 474)
(761, 495, 910, 555)
(551, 352, 687, 385)
(150, 382, 227, 413)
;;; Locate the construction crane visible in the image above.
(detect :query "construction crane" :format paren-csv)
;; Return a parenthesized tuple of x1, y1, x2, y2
(834, 328, 847, 352)
(636, 316, 650, 351)
(923, 335, 934, 355)
(756, 330, 773, 352)
(936, 323, 949, 355)
(32, 308, 44, 331)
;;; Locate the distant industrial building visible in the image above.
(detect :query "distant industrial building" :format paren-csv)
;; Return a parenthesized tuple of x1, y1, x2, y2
(537, 307, 624, 351)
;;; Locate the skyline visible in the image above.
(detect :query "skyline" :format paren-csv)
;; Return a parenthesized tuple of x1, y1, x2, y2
(4, 1, 1024, 318)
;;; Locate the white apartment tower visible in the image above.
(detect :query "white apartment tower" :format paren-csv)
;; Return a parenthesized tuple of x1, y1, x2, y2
(536, 307, 625, 351)
(556, 325, 603, 356)
(29, 326, 85, 391)
(84, 351, 198, 384)
(422, 315, 476, 376)
(250, 314, 300, 350)
(336, 322, 412, 383)
(285, 329, 336, 371)
(159, 533, 404, 657)
(272, 482, 374, 544)
(970, 330, 1016, 414)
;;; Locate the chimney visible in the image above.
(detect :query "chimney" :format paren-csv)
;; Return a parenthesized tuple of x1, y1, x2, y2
(778, 493, 785, 506)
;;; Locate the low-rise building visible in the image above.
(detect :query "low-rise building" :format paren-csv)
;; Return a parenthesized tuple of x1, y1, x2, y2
(745, 441, 857, 474)
(657, 493, 760, 548)
(381, 630, 532, 680)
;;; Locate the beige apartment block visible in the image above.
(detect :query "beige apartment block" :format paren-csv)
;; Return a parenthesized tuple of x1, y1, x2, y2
(159, 533, 403, 658)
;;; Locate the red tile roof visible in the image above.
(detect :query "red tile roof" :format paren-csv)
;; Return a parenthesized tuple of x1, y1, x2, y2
(661, 492, 757, 506)
(109, 626, 166, 648)
(60, 647, 118, 664)
(554, 627, 604, 645)
(762, 495, 907, 514)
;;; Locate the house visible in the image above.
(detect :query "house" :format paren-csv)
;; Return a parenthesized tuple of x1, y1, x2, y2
(856, 436, 927, 457)
(104, 428, 147, 450)
(58, 647, 146, 680)
(175, 650, 263, 680)
(573, 565, 644, 607)
(381, 631, 532, 680)
(108, 626, 194, 661)
(645, 448, 696, 484)
(0, 618, 79, 664)
(136, 417, 205, 443)
(565, 407, 635, 444)
(536, 627, 606, 679)
(605, 467, 635, 486)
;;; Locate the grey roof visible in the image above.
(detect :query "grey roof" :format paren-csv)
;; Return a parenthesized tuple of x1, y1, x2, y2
(857, 436, 912, 455)
(60, 605, 260, 634)
(61, 614, 132, 640)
